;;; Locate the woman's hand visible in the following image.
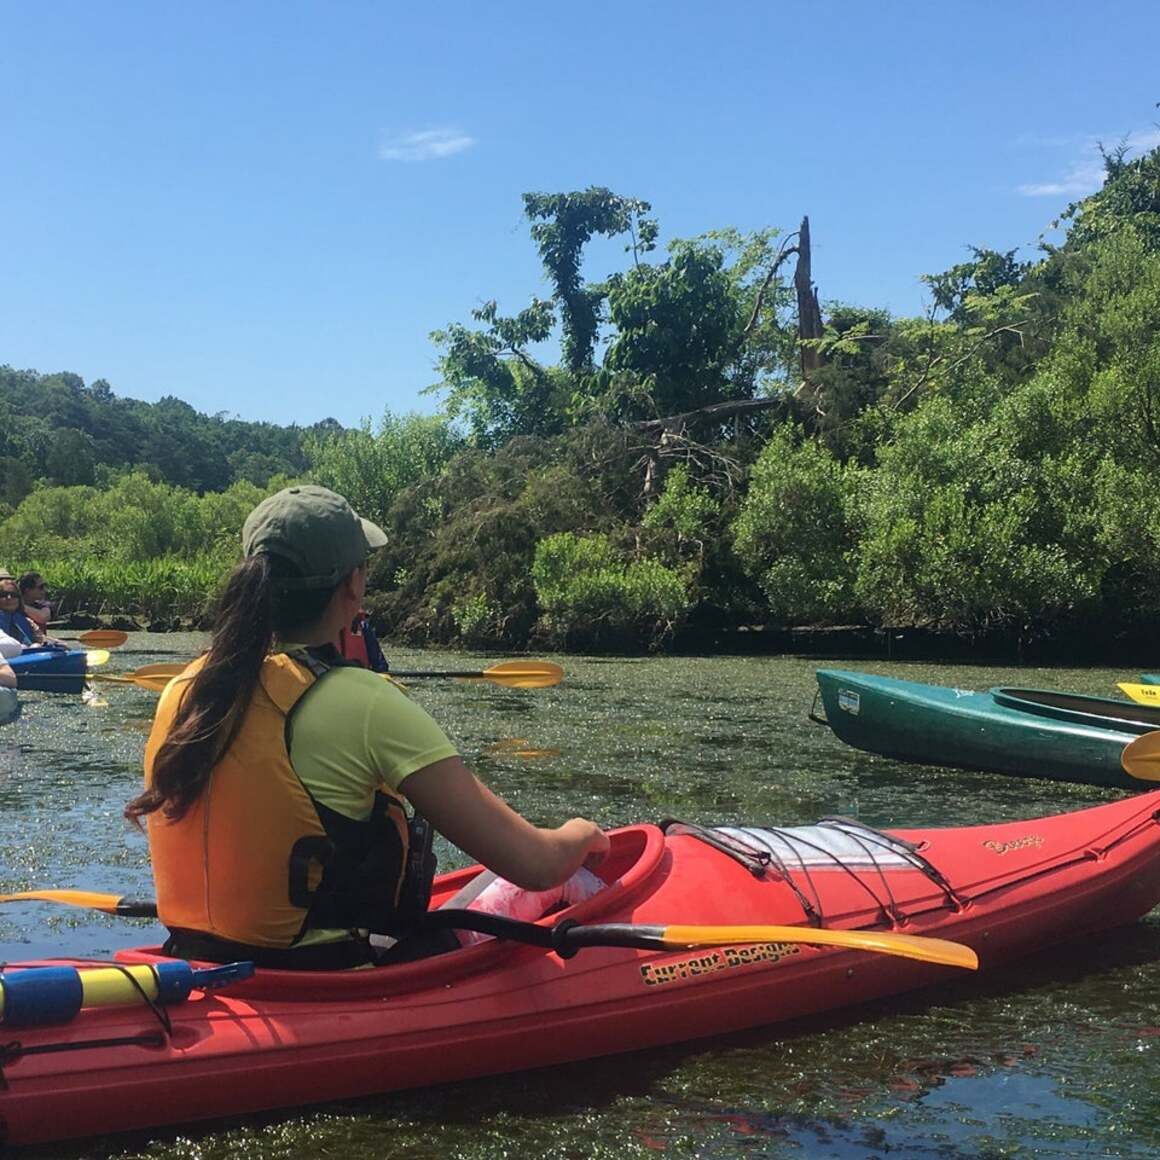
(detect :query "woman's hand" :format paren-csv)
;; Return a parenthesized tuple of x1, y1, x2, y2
(559, 817, 610, 868)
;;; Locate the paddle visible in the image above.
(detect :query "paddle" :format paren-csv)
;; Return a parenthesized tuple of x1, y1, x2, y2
(485, 739, 562, 759)
(1118, 682, 1160, 707)
(0, 890, 158, 917)
(1119, 731, 1160, 781)
(389, 660, 565, 688)
(86, 659, 566, 691)
(0, 661, 170, 692)
(88, 666, 177, 693)
(61, 630, 129, 649)
(0, 890, 977, 969)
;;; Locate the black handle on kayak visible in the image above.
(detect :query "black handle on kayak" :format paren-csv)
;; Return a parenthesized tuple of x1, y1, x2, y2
(418, 908, 561, 949)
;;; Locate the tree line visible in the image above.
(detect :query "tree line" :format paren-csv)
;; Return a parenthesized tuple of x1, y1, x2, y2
(4, 141, 1159, 648)
(0, 366, 337, 506)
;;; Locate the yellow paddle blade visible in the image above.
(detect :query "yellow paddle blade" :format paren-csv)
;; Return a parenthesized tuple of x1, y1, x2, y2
(0, 889, 127, 914)
(133, 662, 187, 679)
(473, 661, 564, 688)
(75, 630, 129, 648)
(89, 671, 173, 693)
(485, 738, 533, 753)
(389, 660, 565, 688)
(85, 649, 111, 667)
(661, 924, 978, 970)
(484, 738, 560, 757)
(1120, 731, 1160, 781)
(1118, 682, 1160, 707)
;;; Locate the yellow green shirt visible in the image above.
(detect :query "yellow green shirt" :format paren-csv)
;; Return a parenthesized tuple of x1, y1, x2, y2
(285, 661, 459, 820)
(280, 651, 459, 947)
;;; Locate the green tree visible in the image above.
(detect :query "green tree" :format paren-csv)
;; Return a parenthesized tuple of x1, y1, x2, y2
(429, 300, 565, 446)
(522, 187, 657, 374)
(732, 425, 862, 624)
(304, 410, 463, 526)
(602, 239, 742, 418)
(45, 427, 97, 485)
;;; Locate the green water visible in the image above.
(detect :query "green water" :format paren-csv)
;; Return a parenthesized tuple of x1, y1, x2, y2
(2, 640, 1158, 1158)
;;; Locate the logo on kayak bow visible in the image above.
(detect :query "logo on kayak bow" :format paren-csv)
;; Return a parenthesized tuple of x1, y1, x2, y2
(837, 689, 860, 715)
(640, 942, 800, 987)
(982, 834, 1045, 855)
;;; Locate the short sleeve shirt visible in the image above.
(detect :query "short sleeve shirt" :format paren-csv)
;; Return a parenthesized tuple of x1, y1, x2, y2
(283, 656, 459, 821)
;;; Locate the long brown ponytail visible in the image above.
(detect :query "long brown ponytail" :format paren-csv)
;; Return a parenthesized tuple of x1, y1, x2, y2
(125, 555, 275, 823)
(125, 554, 340, 824)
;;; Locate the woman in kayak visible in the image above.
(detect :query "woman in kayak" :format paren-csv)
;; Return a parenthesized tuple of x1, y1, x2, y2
(125, 485, 608, 969)
(19, 571, 53, 630)
(0, 579, 48, 646)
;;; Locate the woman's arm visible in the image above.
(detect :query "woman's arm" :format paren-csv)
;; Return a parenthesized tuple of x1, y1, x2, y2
(400, 756, 609, 892)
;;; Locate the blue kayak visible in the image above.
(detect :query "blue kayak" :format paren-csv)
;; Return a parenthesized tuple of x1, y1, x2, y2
(6, 648, 87, 693)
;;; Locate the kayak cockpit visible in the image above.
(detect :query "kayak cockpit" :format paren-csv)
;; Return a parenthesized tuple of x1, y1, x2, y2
(115, 823, 666, 1001)
(992, 687, 1160, 729)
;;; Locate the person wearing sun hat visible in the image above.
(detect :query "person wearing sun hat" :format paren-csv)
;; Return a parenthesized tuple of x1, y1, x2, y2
(0, 576, 45, 646)
(127, 484, 607, 969)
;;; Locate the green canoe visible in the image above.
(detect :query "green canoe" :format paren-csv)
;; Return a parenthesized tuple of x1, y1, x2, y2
(814, 668, 1158, 790)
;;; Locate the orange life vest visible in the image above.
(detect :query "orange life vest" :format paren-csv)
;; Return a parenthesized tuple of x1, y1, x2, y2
(145, 651, 415, 949)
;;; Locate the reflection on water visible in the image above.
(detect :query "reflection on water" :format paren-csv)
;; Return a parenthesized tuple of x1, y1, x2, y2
(3, 639, 1158, 1157)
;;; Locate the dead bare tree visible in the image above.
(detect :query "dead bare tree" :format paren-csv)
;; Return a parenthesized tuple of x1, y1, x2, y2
(633, 215, 826, 496)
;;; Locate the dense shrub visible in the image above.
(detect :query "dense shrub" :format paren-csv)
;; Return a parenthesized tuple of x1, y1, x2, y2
(0, 472, 280, 622)
(732, 426, 862, 624)
(532, 532, 691, 649)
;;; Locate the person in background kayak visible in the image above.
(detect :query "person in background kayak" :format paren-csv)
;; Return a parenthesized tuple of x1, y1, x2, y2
(0, 579, 48, 646)
(125, 484, 608, 969)
(19, 571, 52, 630)
(339, 609, 389, 672)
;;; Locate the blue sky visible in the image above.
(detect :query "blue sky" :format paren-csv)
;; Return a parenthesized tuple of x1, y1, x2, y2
(1, 1, 1157, 427)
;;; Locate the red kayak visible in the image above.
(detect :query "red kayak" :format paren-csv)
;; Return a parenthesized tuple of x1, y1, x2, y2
(2, 793, 1159, 1146)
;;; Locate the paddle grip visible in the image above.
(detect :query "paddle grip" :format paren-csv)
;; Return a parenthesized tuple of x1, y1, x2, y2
(115, 897, 160, 918)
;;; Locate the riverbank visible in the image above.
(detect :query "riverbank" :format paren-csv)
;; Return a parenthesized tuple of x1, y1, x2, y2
(48, 605, 1160, 667)
(679, 621, 1160, 666)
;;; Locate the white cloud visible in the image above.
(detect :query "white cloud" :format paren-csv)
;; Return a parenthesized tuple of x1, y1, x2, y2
(1017, 126, 1160, 197)
(378, 128, 475, 162)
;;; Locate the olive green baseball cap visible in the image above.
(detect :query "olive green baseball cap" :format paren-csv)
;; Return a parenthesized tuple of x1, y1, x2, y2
(242, 485, 387, 589)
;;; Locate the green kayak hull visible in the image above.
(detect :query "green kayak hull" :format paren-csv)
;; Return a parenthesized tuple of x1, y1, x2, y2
(815, 669, 1153, 790)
